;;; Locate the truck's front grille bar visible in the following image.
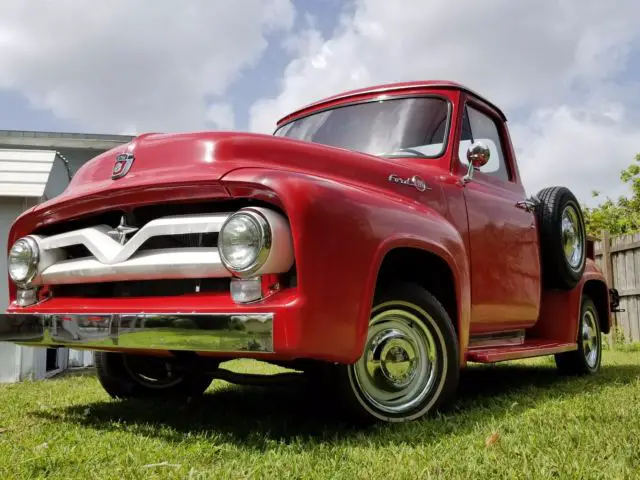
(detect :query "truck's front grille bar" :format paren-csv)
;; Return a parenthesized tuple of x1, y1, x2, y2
(40, 248, 225, 285)
(31, 213, 232, 286)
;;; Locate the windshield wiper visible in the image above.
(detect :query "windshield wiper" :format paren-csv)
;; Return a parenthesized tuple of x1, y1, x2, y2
(379, 148, 429, 158)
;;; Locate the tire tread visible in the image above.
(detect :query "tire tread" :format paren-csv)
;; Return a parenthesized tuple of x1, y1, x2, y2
(94, 351, 213, 399)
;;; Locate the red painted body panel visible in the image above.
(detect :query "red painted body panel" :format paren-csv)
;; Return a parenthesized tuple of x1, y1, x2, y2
(4, 81, 612, 368)
(462, 173, 541, 333)
(222, 168, 471, 363)
(451, 90, 542, 333)
(8, 164, 472, 365)
(529, 259, 611, 343)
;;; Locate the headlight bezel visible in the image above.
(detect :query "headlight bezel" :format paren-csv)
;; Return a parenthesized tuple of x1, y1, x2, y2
(8, 235, 40, 287)
(218, 209, 272, 277)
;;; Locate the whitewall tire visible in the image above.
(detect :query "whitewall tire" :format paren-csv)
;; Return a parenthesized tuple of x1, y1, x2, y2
(336, 282, 460, 423)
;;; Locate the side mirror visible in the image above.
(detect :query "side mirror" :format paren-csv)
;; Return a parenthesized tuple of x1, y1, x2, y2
(462, 141, 490, 184)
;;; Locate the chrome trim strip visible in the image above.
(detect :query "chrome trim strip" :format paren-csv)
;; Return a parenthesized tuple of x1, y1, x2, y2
(39, 212, 231, 265)
(36, 248, 227, 285)
(0, 312, 274, 353)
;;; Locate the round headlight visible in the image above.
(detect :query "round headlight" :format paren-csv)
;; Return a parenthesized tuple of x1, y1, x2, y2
(8, 236, 40, 285)
(218, 210, 271, 276)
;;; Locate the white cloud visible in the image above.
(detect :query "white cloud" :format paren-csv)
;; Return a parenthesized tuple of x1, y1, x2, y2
(249, 0, 640, 202)
(206, 102, 235, 131)
(0, 0, 295, 133)
(511, 103, 640, 205)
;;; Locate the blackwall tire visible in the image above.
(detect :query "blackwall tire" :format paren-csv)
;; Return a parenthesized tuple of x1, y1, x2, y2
(536, 186, 587, 290)
(555, 295, 602, 375)
(335, 283, 460, 424)
(94, 352, 213, 399)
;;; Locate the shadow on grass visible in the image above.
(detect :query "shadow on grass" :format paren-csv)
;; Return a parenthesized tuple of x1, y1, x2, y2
(32, 361, 640, 447)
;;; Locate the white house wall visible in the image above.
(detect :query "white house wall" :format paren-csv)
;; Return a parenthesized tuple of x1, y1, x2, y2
(0, 135, 133, 383)
(0, 149, 106, 383)
(0, 198, 39, 383)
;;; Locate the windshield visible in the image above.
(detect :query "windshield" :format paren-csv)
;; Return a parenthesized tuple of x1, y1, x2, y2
(274, 96, 449, 158)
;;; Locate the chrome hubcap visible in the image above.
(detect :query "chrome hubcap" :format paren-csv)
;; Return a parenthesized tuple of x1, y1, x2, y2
(352, 306, 439, 414)
(582, 310, 599, 368)
(374, 330, 419, 389)
(561, 205, 584, 270)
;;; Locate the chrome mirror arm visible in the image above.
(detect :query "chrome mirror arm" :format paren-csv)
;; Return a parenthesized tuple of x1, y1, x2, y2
(462, 162, 475, 184)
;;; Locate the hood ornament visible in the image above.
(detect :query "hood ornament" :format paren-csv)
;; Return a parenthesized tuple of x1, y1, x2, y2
(107, 217, 139, 245)
(112, 152, 135, 179)
(388, 174, 430, 192)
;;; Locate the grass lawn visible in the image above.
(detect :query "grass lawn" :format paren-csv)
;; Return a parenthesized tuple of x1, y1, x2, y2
(1, 349, 640, 479)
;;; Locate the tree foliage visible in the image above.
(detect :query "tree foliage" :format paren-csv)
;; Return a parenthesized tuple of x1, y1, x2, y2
(582, 153, 640, 237)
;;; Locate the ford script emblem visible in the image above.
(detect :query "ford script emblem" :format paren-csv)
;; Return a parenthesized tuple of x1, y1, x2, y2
(388, 174, 430, 192)
(112, 152, 135, 179)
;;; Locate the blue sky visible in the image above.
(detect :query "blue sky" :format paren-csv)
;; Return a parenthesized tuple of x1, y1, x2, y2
(0, 0, 638, 205)
(0, 90, 75, 133)
(224, 0, 345, 132)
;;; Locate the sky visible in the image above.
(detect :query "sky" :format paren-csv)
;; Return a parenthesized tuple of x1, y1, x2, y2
(0, 0, 638, 206)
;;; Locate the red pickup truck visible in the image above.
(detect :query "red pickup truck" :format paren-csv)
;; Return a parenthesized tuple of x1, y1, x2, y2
(1, 81, 619, 423)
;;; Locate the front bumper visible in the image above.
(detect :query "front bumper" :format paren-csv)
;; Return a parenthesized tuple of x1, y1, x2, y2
(0, 312, 274, 353)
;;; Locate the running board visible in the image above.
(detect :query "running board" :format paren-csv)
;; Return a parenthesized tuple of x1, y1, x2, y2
(466, 340, 577, 363)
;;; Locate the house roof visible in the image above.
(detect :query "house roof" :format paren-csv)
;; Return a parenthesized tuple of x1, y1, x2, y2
(0, 129, 135, 151)
(0, 130, 135, 198)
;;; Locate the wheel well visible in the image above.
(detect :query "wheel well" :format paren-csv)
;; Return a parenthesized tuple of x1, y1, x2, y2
(583, 280, 610, 334)
(375, 247, 458, 331)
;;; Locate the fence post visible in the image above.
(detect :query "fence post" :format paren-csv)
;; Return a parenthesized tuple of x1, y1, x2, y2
(601, 230, 616, 348)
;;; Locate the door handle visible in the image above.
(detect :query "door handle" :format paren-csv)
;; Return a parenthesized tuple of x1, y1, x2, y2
(515, 197, 538, 213)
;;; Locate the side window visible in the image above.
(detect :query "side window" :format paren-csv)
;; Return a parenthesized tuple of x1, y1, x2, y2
(459, 105, 509, 181)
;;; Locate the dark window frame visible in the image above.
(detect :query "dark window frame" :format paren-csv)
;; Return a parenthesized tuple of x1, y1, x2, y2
(457, 99, 514, 183)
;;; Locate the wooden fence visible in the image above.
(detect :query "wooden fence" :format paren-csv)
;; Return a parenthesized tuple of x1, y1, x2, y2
(594, 231, 640, 343)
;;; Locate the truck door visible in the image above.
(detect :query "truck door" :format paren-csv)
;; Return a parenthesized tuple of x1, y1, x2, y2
(458, 102, 541, 334)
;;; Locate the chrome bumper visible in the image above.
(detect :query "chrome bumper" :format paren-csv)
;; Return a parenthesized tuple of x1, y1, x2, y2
(0, 312, 274, 353)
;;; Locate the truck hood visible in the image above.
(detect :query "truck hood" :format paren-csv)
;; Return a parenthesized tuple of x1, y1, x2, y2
(35, 131, 447, 214)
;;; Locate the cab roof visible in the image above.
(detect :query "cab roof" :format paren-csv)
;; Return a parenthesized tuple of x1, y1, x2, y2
(276, 80, 507, 128)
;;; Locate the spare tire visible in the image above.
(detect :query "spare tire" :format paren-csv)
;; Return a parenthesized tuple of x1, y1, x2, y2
(535, 186, 586, 290)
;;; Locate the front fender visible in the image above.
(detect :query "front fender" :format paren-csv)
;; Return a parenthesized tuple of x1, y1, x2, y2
(222, 168, 470, 364)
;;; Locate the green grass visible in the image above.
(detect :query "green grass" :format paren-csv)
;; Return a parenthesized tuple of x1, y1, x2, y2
(1, 351, 640, 479)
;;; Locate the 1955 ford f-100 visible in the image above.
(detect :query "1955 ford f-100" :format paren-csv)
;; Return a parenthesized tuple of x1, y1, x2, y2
(1, 81, 620, 423)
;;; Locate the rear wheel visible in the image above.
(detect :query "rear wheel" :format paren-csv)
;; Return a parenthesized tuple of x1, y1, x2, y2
(555, 295, 602, 375)
(334, 283, 459, 423)
(95, 351, 214, 399)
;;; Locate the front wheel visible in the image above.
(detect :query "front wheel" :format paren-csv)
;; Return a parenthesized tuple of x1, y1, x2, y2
(555, 294, 602, 375)
(335, 283, 460, 423)
(95, 351, 214, 399)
